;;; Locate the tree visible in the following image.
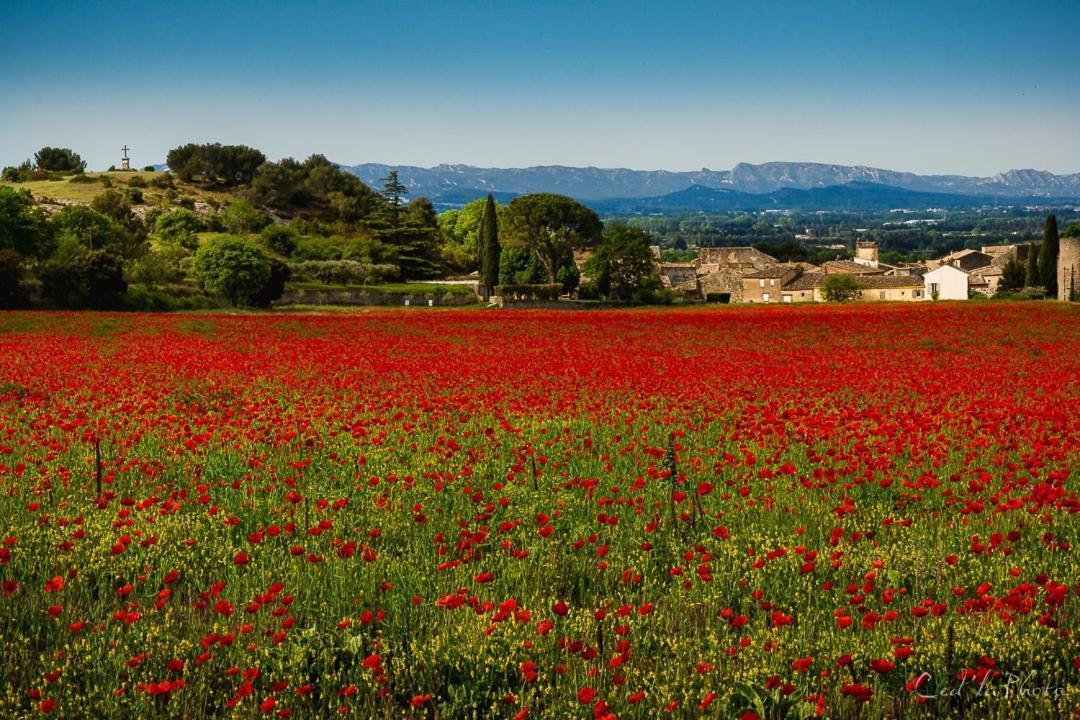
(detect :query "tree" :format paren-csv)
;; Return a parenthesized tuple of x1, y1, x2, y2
(477, 194, 500, 298)
(194, 235, 272, 306)
(0, 250, 30, 308)
(1039, 214, 1059, 297)
(154, 208, 202, 250)
(501, 194, 602, 293)
(49, 206, 128, 257)
(999, 256, 1026, 293)
(375, 197, 442, 279)
(131, 245, 188, 290)
(1024, 242, 1040, 288)
(40, 249, 127, 308)
(1064, 223, 1080, 238)
(585, 222, 659, 301)
(220, 200, 271, 234)
(0, 186, 51, 258)
(251, 256, 290, 308)
(380, 170, 408, 226)
(166, 143, 266, 187)
(259, 224, 300, 257)
(34, 147, 86, 173)
(821, 274, 862, 302)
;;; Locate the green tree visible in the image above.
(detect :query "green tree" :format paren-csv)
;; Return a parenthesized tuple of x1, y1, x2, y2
(34, 147, 86, 173)
(154, 208, 203, 250)
(585, 222, 659, 301)
(131, 244, 189, 290)
(259, 224, 300, 257)
(821, 274, 862, 302)
(380, 170, 408, 226)
(477, 194, 500, 298)
(501, 194, 602, 293)
(1024, 242, 1040, 287)
(49, 206, 128, 257)
(0, 186, 51, 258)
(375, 197, 441, 279)
(220, 200, 271, 235)
(1039, 214, 1059, 297)
(166, 143, 266, 187)
(999, 256, 1026, 293)
(0, 250, 30, 308)
(40, 249, 127, 308)
(194, 235, 272, 306)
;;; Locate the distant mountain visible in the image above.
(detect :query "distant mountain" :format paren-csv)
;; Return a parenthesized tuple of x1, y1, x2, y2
(339, 161, 1080, 207)
(589, 182, 1061, 215)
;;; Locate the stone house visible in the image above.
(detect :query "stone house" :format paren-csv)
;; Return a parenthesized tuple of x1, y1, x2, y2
(781, 273, 925, 302)
(741, 265, 801, 303)
(696, 247, 779, 302)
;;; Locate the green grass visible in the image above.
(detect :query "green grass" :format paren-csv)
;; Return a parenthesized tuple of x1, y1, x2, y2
(285, 281, 477, 295)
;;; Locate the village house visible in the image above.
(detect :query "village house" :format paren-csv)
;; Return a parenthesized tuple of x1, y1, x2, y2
(923, 264, 969, 300)
(779, 272, 924, 302)
(741, 265, 801, 303)
(696, 246, 779, 302)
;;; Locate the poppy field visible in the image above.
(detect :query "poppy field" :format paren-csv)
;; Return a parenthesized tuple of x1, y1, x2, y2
(0, 304, 1077, 719)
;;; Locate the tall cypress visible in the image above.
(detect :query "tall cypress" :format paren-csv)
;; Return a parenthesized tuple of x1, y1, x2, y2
(1039, 214, 1059, 297)
(478, 193, 500, 299)
(1025, 242, 1040, 288)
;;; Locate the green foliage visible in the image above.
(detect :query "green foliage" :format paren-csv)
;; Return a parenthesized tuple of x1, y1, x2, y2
(821, 273, 862, 302)
(251, 256, 290, 308)
(259, 224, 300, 257)
(478, 194, 500, 296)
(379, 169, 408, 225)
(166, 143, 266, 187)
(999, 256, 1026, 292)
(1039, 214, 1059, 297)
(501, 193, 602, 292)
(40, 249, 127, 308)
(0, 186, 51, 258)
(49, 205, 131, 257)
(194, 235, 272, 306)
(1063, 222, 1080, 238)
(154, 208, 202, 250)
(1024, 242, 1040, 288)
(248, 155, 383, 226)
(0, 250, 30, 308)
(374, 197, 442, 279)
(1, 160, 34, 182)
(584, 222, 659, 301)
(131, 244, 189, 290)
(90, 189, 145, 243)
(289, 260, 399, 286)
(498, 245, 547, 286)
(34, 146, 86, 173)
(220, 200, 271, 235)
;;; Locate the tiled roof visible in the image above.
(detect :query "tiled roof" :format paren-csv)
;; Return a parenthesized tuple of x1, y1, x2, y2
(823, 260, 886, 274)
(856, 275, 925, 288)
(742, 265, 794, 279)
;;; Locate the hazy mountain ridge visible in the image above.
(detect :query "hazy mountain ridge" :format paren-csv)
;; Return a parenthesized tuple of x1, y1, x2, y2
(339, 161, 1080, 203)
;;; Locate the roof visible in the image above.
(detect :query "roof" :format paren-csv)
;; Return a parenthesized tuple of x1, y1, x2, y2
(856, 274, 925, 288)
(742, 264, 796, 279)
(783, 273, 825, 291)
(823, 260, 885, 275)
(699, 247, 777, 266)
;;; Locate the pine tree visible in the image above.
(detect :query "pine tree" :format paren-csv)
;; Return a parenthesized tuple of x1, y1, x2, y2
(477, 194, 500, 299)
(380, 170, 408, 227)
(1025, 243, 1040, 288)
(1039, 214, 1059, 297)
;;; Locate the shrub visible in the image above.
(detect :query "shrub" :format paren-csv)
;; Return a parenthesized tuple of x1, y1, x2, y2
(68, 174, 101, 184)
(259, 224, 300, 257)
(0, 249, 30, 308)
(154, 208, 202, 250)
(289, 260, 399, 286)
(194, 235, 272, 307)
(40, 249, 127, 309)
(34, 147, 86, 173)
(821, 274, 862, 302)
(127, 176, 148, 189)
(124, 187, 144, 205)
(220, 200, 270, 234)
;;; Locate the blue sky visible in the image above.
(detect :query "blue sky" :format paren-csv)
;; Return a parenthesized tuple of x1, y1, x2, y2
(3, 0, 1078, 174)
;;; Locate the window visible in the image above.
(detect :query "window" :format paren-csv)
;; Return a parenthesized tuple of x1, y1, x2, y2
(879, 291, 886, 300)
(762, 293, 770, 302)
(759, 279, 765, 288)
(769, 278, 775, 286)
(930, 283, 939, 296)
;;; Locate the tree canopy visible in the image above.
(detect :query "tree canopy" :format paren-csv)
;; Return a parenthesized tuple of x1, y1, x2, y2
(34, 147, 86, 173)
(166, 143, 266, 187)
(194, 235, 273, 306)
(501, 193, 602, 292)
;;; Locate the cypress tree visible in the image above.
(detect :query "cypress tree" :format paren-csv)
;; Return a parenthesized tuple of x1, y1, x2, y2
(477, 193, 500, 299)
(1025, 242, 1040, 288)
(1039, 214, 1059, 297)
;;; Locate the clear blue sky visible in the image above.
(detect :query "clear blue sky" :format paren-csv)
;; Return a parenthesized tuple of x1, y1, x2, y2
(3, 0, 1078, 174)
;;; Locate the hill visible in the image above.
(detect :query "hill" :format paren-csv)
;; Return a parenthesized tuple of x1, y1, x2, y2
(340, 161, 1080, 205)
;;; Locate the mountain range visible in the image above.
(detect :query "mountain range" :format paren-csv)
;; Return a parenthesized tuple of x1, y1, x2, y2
(339, 161, 1080, 211)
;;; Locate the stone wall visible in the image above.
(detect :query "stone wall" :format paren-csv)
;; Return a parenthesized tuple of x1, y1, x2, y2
(1059, 237, 1080, 302)
(275, 288, 478, 307)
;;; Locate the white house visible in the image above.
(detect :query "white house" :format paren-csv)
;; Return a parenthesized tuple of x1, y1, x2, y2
(923, 264, 968, 300)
